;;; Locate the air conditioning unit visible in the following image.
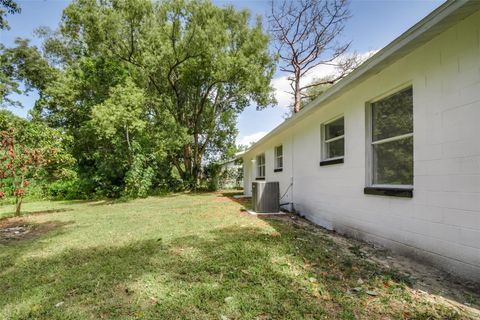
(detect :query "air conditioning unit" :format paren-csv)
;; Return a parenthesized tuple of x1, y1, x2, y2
(252, 181, 280, 213)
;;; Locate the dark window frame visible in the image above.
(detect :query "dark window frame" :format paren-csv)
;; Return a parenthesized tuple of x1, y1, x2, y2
(365, 85, 414, 197)
(320, 158, 344, 166)
(364, 187, 413, 198)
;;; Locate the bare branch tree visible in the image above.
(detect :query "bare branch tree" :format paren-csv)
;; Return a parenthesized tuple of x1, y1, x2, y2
(269, 0, 358, 113)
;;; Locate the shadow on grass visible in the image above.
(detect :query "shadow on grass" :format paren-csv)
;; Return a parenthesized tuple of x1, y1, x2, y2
(0, 209, 74, 223)
(0, 225, 340, 319)
(0, 239, 163, 319)
(218, 191, 252, 211)
(21, 208, 74, 216)
(218, 191, 480, 316)
(47, 191, 233, 209)
(86, 192, 202, 207)
(1, 219, 475, 319)
(87, 199, 129, 206)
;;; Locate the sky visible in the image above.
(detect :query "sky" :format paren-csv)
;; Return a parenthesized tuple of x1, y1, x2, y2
(0, 0, 443, 145)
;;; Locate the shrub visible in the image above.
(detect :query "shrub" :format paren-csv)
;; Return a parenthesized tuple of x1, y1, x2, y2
(123, 154, 155, 198)
(203, 163, 222, 191)
(47, 178, 91, 200)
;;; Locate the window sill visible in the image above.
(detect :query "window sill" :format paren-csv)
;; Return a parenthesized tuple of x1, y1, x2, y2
(320, 158, 344, 166)
(274, 168, 283, 172)
(364, 187, 413, 198)
(255, 177, 265, 181)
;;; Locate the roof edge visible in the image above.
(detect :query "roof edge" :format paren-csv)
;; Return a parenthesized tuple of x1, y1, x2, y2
(242, 0, 478, 156)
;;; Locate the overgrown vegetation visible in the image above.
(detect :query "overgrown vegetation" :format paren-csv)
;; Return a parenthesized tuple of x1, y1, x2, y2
(0, 110, 76, 211)
(0, 0, 275, 199)
(0, 0, 367, 200)
(0, 192, 478, 319)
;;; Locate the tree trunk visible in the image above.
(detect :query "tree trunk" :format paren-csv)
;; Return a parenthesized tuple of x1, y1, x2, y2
(293, 70, 301, 113)
(181, 144, 197, 189)
(125, 124, 133, 165)
(15, 174, 24, 216)
(15, 196, 22, 217)
(192, 155, 203, 190)
(180, 142, 204, 190)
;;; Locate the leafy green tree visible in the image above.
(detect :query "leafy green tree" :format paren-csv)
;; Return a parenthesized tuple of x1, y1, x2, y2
(0, 109, 76, 188)
(91, 79, 146, 156)
(0, 0, 274, 197)
(0, 0, 20, 30)
(32, 53, 136, 196)
(0, 128, 45, 216)
(0, 38, 56, 108)
(300, 76, 333, 107)
(91, 79, 160, 197)
(49, 0, 276, 189)
(0, 45, 20, 107)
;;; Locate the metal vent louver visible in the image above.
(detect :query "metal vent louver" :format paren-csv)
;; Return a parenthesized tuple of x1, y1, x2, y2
(252, 181, 280, 213)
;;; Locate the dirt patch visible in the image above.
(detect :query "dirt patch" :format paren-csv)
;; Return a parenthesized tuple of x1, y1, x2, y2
(262, 213, 480, 315)
(0, 219, 72, 244)
(0, 208, 73, 222)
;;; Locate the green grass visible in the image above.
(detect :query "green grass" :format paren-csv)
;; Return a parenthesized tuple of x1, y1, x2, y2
(0, 192, 477, 319)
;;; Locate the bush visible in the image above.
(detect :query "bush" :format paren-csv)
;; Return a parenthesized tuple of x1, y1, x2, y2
(123, 154, 155, 198)
(47, 179, 90, 200)
(203, 163, 222, 191)
(153, 176, 186, 194)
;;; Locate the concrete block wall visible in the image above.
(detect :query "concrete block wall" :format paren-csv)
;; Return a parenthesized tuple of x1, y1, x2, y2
(243, 11, 480, 281)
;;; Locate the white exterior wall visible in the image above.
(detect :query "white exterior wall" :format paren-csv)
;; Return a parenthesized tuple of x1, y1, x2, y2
(244, 131, 295, 209)
(243, 12, 480, 281)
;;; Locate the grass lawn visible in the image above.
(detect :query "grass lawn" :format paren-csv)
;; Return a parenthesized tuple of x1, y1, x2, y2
(0, 192, 478, 319)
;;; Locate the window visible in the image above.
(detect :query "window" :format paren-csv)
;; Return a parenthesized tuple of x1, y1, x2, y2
(321, 116, 345, 165)
(274, 145, 283, 171)
(367, 87, 413, 190)
(256, 153, 265, 179)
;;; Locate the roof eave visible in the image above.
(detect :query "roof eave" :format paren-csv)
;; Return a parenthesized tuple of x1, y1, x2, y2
(242, 0, 479, 157)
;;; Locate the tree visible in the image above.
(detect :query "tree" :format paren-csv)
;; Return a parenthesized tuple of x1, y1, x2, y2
(301, 76, 333, 107)
(91, 79, 159, 198)
(91, 78, 146, 158)
(36, 0, 276, 190)
(0, 109, 76, 200)
(0, 0, 20, 30)
(269, 0, 357, 113)
(0, 44, 20, 107)
(0, 128, 45, 216)
(0, 38, 56, 108)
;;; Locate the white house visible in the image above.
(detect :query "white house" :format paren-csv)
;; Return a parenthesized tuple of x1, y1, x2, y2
(241, 1, 480, 281)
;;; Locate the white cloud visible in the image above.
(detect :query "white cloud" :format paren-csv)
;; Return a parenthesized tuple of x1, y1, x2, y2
(271, 50, 377, 109)
(237, 131, 268, 146)
(271, 76, 293, 109)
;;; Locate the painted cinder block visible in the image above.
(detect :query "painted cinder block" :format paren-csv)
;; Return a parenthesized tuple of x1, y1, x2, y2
(242, 11, 480, 281)
(442, 207, 480, 230)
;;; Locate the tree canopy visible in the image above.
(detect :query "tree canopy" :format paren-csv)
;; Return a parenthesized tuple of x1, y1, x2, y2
(0, 0, 20, 30)
(2, 0, 276, 197)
